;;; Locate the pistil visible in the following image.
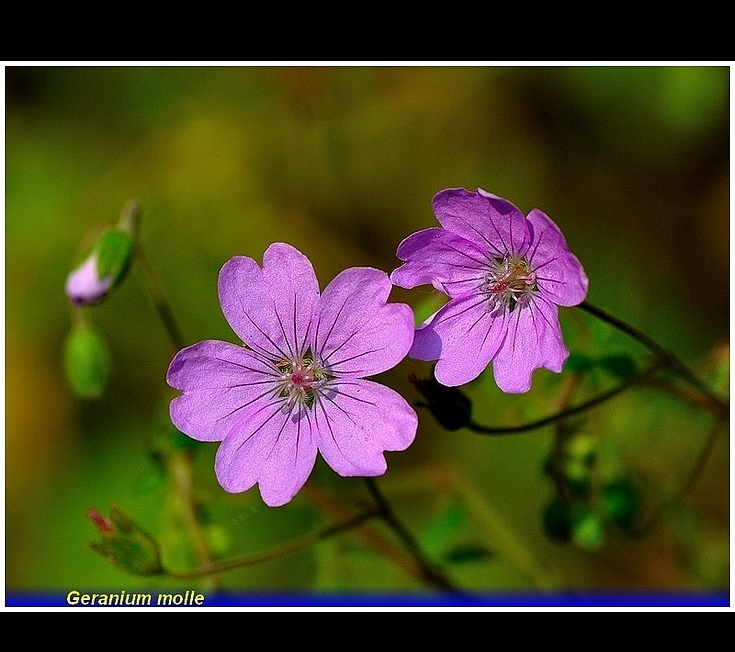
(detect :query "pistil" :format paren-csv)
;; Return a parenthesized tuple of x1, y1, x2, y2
(482, 255, 537, 312)
(275, 348, 331, 411)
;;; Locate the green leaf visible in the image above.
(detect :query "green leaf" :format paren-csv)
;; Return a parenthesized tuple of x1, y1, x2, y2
(542, 497, 573, 544)
(442, 544, 493, 565)
(565, 353, 594, 372)
(421, 503, 468, 557)
(601, 478, 640, 531)
(88, 506, 162, 576)
(571, 509, 605, 550)
(598, 354, 638, 379)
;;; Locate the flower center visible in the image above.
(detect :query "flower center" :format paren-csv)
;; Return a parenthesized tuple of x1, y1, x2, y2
(274, 348, 332, 411)
(481, 255, 537, 312)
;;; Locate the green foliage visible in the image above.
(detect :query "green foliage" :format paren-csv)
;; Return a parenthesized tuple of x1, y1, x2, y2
(542, 497, 573, 543)
(598, 354, 638, 379)
(564, 353, 595, 373)
(88, 506, 163, 576)
(570, 508, 605, 551)
(600, 478, 640, 532)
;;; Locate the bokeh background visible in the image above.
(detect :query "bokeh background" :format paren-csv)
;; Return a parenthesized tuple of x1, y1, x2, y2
(5, 65, 730, 603)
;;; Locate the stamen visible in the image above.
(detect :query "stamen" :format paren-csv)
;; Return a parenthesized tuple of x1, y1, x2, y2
(273, 348, 333, 412)
(481, 255, 538, 312)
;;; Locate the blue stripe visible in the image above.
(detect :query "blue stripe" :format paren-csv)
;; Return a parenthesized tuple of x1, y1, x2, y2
(5, 590, 730, 608)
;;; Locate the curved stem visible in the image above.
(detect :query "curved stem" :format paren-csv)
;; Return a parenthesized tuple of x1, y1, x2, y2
(629, 419, 726, 539)
(577, 301, 728, 418)
(166, 508, 380, 580)
(167, 449, 219, 590)
(134, 236, 187, 352)
(466, 361, 663, 436)
(363, 477, 464, 595)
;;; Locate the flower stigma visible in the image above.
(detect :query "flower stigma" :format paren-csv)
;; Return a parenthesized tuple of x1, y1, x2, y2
(275, 347, 333, 411)
(481, 255, 538, 313)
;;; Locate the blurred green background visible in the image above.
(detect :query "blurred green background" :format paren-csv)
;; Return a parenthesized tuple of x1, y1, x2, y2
(5, 65, 729, 601)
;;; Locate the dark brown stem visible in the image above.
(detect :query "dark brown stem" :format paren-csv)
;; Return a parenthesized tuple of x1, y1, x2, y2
(363, 477, 464, 595)
(467, 361, 663, 435)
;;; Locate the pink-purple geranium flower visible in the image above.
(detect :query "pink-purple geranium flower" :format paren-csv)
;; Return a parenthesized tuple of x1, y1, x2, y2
(167, 243, 418, 507)
(391, 188, 589, 393)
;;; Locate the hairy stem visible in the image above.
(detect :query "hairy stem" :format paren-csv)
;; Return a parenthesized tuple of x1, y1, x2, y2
(168, 450, 219, 590)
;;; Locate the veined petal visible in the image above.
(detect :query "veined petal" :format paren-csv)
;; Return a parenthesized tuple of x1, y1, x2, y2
(526, 209, 589, 307)
(315, 379, 417, 476)
(312, 267, 414, 378)
(432, 188, 530, 258)
(218, 243, 320, 360)
(167, 340, 276, 442)
(391, 227, 490, 297)
(214, 401, 318, 507)
(492, 299, 568, 393)
(410, 293, 508, 387)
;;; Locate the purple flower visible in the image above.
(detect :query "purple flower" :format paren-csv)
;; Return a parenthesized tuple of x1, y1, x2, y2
(391, 188, 589, 393)
(166, 243, 418, 507)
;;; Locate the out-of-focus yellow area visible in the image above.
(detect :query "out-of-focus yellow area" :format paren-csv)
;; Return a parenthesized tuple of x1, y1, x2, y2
(5, 65, 729, 598)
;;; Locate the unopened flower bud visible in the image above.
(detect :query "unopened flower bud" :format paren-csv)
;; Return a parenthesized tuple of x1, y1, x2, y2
(409, 371, 473, 431)
(87, 505, 162, 576)
(65, 201, 140, 307)
(63, 322, 112, 399)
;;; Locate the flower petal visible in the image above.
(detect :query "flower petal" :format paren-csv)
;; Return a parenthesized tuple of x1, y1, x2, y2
(526, 209, 589, 307)
(65, 254, 112, 306)
(214, 401, 318, 507)
(312, 267, 414, 377)
(218, 243, 320, 359)
(410, 293, 508, 387)
(315, 379, 417, 476)
(432, 188, 530, 258)
(492, 299, 568, 393)
(167, 340, 276, 442)
(391, 227, 490, 298)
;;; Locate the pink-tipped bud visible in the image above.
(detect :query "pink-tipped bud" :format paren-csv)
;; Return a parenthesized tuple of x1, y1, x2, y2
(86, 507, 113, 533)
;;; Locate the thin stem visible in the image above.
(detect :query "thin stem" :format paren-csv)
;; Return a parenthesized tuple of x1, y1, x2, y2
(363, 477, 463, 595)
(466, 361, 663, 436)
(630, 419, 726, 539)
(167, 449, 219, 590)
(134, 237, 187, 352)
(548, 369, 585, 500)
(166, 508, 380, 580)
(578, 301, 728, 417)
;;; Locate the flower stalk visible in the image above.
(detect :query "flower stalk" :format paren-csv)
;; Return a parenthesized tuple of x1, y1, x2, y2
(578, 301, 728, 420)
(363, 477, 463, 594)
